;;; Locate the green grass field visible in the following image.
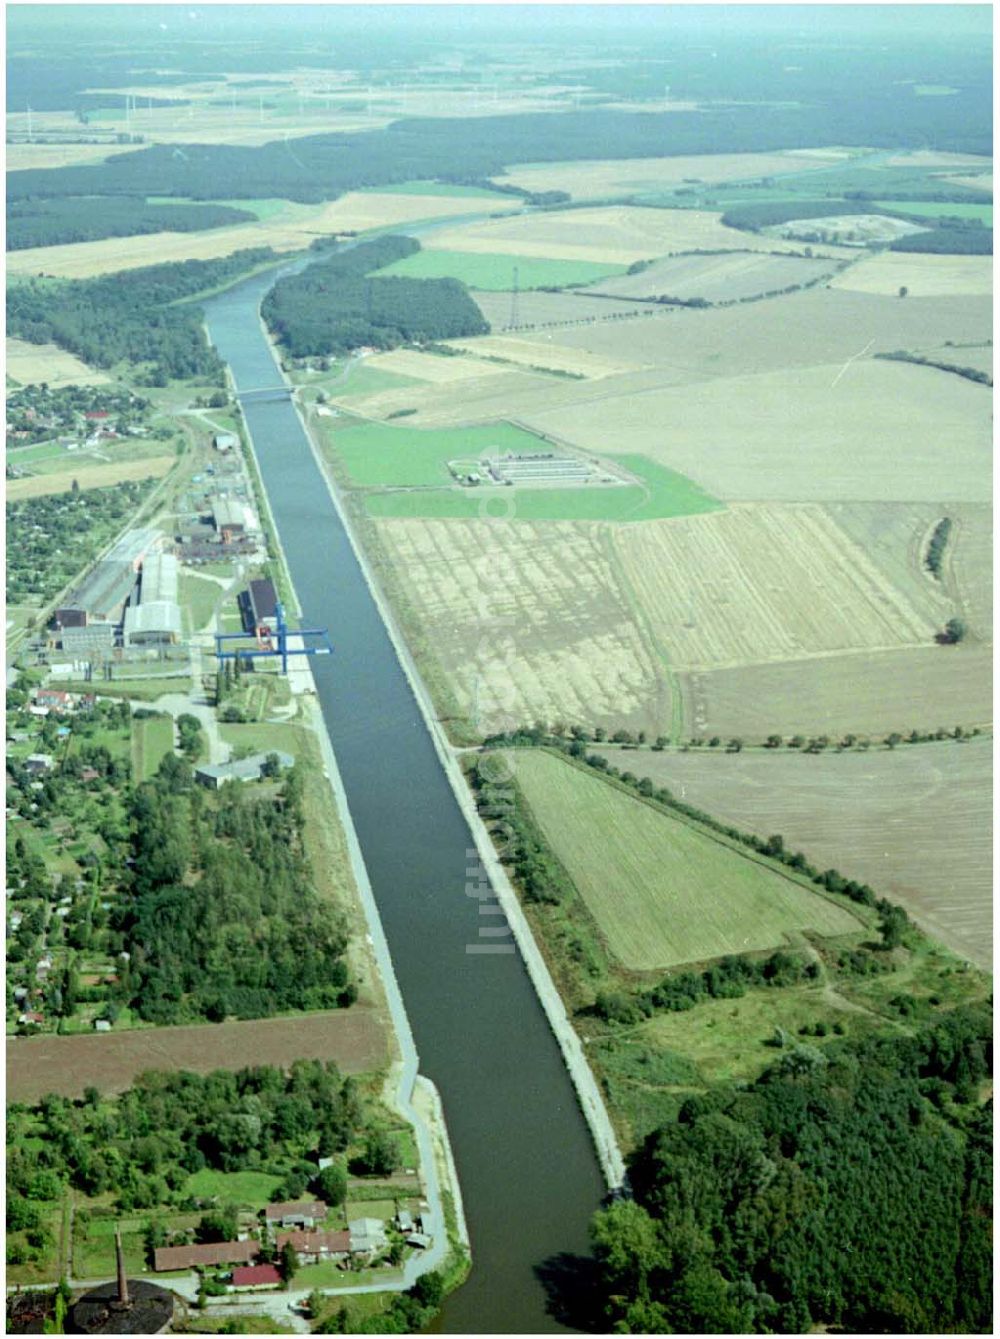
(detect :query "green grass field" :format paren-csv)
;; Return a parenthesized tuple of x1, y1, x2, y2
(333, 363, 423, 397)
(359, 179, 515, 201)
(874, 199, 993, 224)
(131, 714, 175, 781)
(510, 750, 862, 970)
(375, 248, 627, 290)
(325, 418, 551, 487)
(185, 1168, 283, 1205)
(364, 453, 721, 522)
(179, 572, 224, 633)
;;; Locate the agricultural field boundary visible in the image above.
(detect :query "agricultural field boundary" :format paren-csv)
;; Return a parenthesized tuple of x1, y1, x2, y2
(277, 321, 628, 1192)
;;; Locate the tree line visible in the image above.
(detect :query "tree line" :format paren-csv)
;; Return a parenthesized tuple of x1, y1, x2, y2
(262, 234, 489, 357)
(7, 196, 255, 251)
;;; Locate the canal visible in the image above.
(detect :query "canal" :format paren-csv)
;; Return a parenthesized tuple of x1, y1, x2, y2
(203, 269, 606, 1333)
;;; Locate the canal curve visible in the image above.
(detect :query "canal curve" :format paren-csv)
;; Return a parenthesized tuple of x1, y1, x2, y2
(203, 269, 606, 1332)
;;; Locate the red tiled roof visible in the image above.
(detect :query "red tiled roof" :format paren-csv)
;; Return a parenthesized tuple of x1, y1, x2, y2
(231, 1264, 281, 1288)
(154, 1240, 258, 1272)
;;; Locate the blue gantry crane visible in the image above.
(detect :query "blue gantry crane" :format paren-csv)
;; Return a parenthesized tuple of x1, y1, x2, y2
(214, 601, 332, 675)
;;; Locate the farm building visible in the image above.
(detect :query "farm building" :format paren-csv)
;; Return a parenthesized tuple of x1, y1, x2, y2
(24, 754, 54, 774)
(275, 1229, 352, 1263)
(213, 432, 238, 452)
(195, 751, 295, 790)
(229, 1264, 282, 1292)
(348, 1217, 388, 1256)
(239, 577, 279, 632)
(263, 1199, 326, 1230)
(152, 1240, 258, 1273)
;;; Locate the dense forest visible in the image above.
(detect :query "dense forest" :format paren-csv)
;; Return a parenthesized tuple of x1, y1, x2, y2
(890, 226, 993, 254)
(7, 197, 255, 251)
(592, 1003, 992, 1334)
(116, 755, 353, 1024)
(262, 234, 489, 357)
(7, 97, 992, 207)
(7, 248, 276, 380)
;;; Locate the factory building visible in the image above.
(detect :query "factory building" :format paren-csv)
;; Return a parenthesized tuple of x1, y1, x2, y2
(123, 552, 182, 647)
(239, 577, 279, 632)
(211, 496, 248, 543)
(53, 528, 157, 629)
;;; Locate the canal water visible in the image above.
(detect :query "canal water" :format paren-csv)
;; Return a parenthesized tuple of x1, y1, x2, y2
(203, 272, 606, 1333)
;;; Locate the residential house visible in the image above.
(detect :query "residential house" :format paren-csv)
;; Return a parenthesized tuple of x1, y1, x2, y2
(264, 1200, 326, 1231)
(194, 752, 295, 790)
(153, 1240, 258, 1273)
(230, 1264, 281, 1291)
(274, 1229, 351, 1264)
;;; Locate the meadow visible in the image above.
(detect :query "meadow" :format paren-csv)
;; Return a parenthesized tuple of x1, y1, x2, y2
(131, 714, 175, 782)
(363, 454, 720, 521)
(590, 738, 992, 970)
(509, 749, 862, 970)
(320, 417, 554, 487)
(374, 246, 627, 290)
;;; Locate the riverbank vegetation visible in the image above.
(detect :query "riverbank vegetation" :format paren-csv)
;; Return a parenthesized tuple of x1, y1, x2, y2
(467, 742, 990, 1144)
(262, 235, 488, 358)
(6, 248, 277, 382)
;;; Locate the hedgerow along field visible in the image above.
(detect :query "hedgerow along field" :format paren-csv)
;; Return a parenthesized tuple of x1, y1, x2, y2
(589, 737, 993, 970)
(509, 749, 863, 970)
(374, 246, 628, 290)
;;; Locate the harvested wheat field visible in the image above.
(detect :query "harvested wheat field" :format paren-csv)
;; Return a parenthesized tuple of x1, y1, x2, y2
(422, 205, 847, 267)
(6, 456, 175, 500)
(5, 190, 512, 280)
(363, 348, 512, 384)
(826, 501, 992, 638)
(613, 504, 936, 671)
(683, 644, 993, 742)
(509, 749, 863, 970)
(445, 332, 648, 379)
(334, 367, 554, 423)
(589, 251, 839, 301)
(883, 150, 992, 170)
(5, 1004, 388, 1102)
(496, 149, 851, 200)
(5, 140, 147, 170)
(374, 517, 665, 736)
(590, 740, 992, 969)
(534, 287, 993, 385)
(528, 359, 992, 503)
(5, 339, 111, 387)
(831, 252, 992, 297)
(943, 172, 993, 192)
